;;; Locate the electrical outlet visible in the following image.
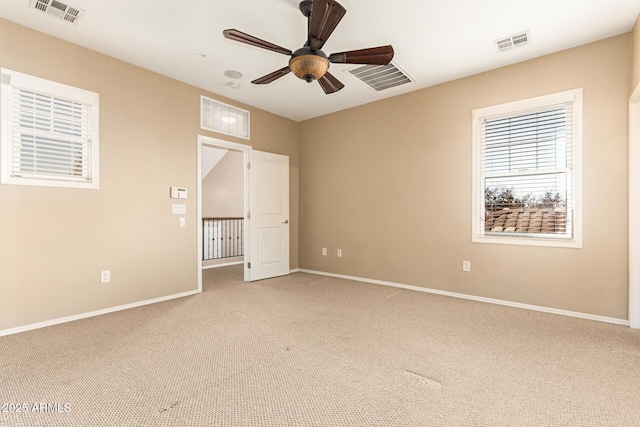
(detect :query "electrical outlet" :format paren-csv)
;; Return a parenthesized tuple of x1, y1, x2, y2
(100, 270, 111, 283)
(337, 249, 342, 257)
(322, 248, 327, 256)
(462, 261, 471, 272)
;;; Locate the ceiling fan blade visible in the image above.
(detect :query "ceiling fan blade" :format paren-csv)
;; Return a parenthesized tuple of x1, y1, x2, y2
(329, 45, 394, 65)
(223, 29, 293, 56)
(317, 71, 344, 94)
(308, 0, 347, 51)
(251, 67, 292, 85)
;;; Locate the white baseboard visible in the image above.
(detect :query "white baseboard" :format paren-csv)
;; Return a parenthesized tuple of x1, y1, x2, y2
(0, 289, 201, 337)
(5, 270, 626, 337)
(298, 269, 629, 327)
(202, 261, 244, 270)
(202, 264, 298, 273)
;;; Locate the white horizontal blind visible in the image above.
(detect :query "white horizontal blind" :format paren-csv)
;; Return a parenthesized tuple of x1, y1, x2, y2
(200, 96, 250, 140)
(11, 88, 93, 183)
(478, 101, 574, 239)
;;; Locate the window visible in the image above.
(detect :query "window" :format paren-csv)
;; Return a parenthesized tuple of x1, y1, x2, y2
(200, 96, 250, 140)
(1, 68, 99, 189)
(472, 89, 582, 248)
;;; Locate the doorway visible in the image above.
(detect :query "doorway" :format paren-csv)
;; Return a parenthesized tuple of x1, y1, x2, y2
(198, 136, 251, 290)
(201, 147, 245, 268)
(197, 135, 290, 290)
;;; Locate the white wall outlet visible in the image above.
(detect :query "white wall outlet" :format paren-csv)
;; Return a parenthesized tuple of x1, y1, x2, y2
(179, 217, 186, 227)
(337, 249, 342, 257)
(322, 248, 327, 256)
(100, 270, 111, 283)
(463, 261, 471, 272)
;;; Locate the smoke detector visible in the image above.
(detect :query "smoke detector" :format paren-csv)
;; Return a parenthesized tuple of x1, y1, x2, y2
(29, 0, 85, 25)
(494, 31, 531, 53)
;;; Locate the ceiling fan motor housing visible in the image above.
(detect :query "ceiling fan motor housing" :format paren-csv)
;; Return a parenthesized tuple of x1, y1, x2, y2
(289, 46, 329, 83)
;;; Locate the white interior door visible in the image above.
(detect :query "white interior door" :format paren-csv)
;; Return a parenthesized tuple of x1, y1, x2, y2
(249, 150, 289, 281)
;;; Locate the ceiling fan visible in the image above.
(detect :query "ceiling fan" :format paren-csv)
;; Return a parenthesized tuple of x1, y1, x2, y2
(223, 0, 394, 94)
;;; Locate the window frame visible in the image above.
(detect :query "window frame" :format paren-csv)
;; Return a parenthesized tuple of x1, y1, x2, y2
(472, 89, 583, 248)
(200, 95, 250, 140)
(1, 68, 99, 189)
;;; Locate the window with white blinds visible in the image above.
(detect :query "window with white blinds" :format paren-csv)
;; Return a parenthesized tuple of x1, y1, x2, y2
(1, 69, 99, 189)
(472, 89, 582, 248)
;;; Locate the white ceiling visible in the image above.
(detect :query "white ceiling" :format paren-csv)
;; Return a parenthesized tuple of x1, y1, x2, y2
(1, 0, 639, 122)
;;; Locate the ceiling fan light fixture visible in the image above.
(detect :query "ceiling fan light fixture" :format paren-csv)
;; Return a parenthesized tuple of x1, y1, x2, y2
(222, 0, 393, 94)
(289, 48, 329, 83)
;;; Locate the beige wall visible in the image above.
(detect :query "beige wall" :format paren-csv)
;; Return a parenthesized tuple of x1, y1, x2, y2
(299, 34, 630, 319)
(202, 151, 244, 218)
(632, 15, 640, 91)
(0, 15, 631, 331)
(0, 18, 299, 331)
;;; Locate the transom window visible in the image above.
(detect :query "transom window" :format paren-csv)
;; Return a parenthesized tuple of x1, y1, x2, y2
(472, 89, 582, 248)
(1, 68, 99, 189)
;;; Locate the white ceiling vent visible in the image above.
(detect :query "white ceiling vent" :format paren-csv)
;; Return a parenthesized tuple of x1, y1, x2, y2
(29, 0, 85, 25)
(495, 31, 531, 53)
(347, 62, 413, 92)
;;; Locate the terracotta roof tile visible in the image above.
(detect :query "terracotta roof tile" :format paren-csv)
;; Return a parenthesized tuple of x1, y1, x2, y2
(485, 208, 567, 234)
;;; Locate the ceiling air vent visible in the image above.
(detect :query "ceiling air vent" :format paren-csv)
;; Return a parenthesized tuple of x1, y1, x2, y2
(494, 31, 531, 53)
(347, 62, 413, 92)
(29, 0, 85, 25)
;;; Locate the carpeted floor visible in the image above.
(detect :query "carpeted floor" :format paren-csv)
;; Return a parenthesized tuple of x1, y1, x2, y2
(1, 265, 640, 426)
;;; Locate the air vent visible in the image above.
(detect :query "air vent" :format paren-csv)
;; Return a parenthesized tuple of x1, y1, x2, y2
(347, 62, 413, 92)
(29, 0, 85, 25)
(495, 31, 531, 53)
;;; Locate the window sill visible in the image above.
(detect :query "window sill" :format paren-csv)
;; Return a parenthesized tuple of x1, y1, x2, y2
(473, 234, 582, 249)
(1, 175, 98, 190)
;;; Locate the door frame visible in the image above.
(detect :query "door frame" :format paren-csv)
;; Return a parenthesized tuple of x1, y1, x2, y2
(629, 85, 640, 329)
(197, 135, 251, 291)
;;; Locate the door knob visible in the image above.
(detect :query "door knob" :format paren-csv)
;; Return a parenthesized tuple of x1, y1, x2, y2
(283, 219, 289, 224)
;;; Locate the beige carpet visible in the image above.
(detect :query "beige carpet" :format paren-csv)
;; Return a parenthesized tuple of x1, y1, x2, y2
(1, 265, 639, 426)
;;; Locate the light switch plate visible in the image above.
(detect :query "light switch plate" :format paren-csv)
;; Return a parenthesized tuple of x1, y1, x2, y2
(171, 204, 186, 215)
